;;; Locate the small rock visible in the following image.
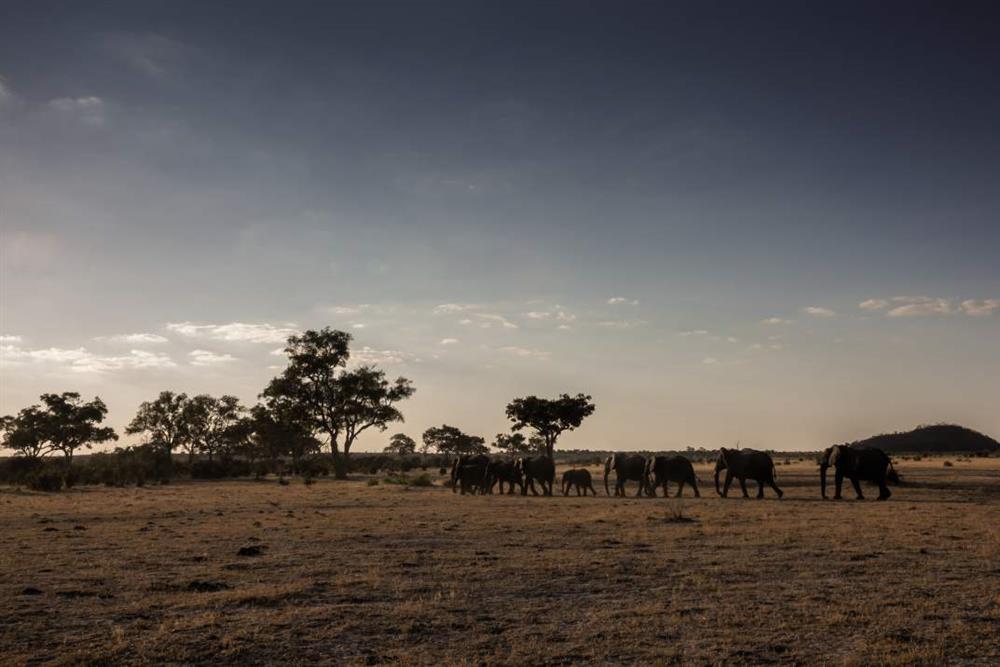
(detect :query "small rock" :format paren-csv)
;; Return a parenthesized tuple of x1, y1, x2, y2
(21, 587, 43, 596)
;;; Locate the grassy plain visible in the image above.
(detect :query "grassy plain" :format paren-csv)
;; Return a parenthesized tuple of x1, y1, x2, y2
(2, 458, 998, 665)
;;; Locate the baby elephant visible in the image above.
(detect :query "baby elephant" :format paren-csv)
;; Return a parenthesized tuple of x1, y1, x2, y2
(561, 468, 598, 496)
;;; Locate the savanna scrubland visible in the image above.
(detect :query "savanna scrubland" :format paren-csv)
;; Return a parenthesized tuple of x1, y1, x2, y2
(2, 457, 998, 666)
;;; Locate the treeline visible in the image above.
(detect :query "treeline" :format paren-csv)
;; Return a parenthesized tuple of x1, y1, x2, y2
(1, 327, 596, 490)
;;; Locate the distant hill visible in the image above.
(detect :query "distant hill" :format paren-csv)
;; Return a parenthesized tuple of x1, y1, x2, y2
(845, 424, 1000, 454)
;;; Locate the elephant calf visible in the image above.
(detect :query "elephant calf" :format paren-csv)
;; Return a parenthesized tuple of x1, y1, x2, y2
(561, 468, 597, 496)
(645, 455, 700, 498)
(483, 459, 521, 495)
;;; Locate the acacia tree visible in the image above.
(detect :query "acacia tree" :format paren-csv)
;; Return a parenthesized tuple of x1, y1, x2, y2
(1, 406, 51, 459)
(40, 392, 117, 464)
(262, 328, 415, 479)
(422, 425, 487, 456)
(186, 394, 245, 463)
(125, 391, 191, 459)
(492, 432, 545, 456)
(505, 393, 596, 459)
(338, 366, 414, 459)
(384, 433, 417, 455)
(262, 328, 351, 474)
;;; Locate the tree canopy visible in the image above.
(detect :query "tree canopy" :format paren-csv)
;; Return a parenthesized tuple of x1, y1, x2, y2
(422, 424, 487, 456)
(384, 433, 417, 455)
(126, 391, 191, 456)
(262, 327, 414, 477)
(505, 393, 595, 458)
(0, 393, 117, 462)
(492, 432, 545, 456)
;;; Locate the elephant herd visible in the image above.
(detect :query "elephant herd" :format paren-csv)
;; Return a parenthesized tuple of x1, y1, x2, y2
(450, 444, 899, 500)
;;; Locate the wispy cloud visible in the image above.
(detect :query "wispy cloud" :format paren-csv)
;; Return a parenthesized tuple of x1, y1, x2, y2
(803, 306, 836, 317)
(166, 322, 299, 344)
(439, 338, 459, 345)
(761, 317, 793, 325)
(859, 296, 998, 318)
(597, 319, 647, 329)
(2, 344, 176, 373)
(858, 298, 889, 311)
(95, 333, 169, 344)
(353, 346, 414, 365)
(47, 96, 105, 125)
(325, 304, 372, 316)
(433, 303, 478, 314)
(702, 357, 718, 365)
(475, 313, 518, 329)
(189, 349, 237, 366)
(0, 334, 23, 343)
(607, 297, 639, 306)
(678, 330, 709, 337)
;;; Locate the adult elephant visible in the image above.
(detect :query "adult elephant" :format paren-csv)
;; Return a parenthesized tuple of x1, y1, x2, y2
(820, 445, 895, 501)
(483, 459, 521, 495)
(450, 454, 489, 494)
(714, 448, 783, 499)
(645, 455, 700, 498)
(514, 456, 555, 496)
(604, 453, 648, 497)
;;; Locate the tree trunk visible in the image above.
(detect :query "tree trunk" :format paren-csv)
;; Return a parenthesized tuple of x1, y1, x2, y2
(545, 436, 555, 460)
(332, 450, 347, 479)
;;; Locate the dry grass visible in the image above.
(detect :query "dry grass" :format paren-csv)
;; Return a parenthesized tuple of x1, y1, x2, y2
(2, 458, 998, 665)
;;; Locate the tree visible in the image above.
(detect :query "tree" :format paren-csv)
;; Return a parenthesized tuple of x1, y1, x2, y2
(384, 433, 417, 455)
(126, 391, 191, 458)
(185, 394, 246, 462)
(505, 393, 596, 459)
(262, 328, 415, 479)
(422, 425, 487, 456)
(492, 432, 546, 456)
(249, 401, 320, 473)
(40, 392, 117, 463)
(338, 366, 415, 458)
(1, 406, 51, 459)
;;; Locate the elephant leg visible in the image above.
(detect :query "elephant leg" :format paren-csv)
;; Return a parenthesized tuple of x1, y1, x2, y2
(739, 478, 750, 498)
(757, 480, 765, 499)
(877, 480, 891, 501)
(529, 479, 539, 496)
(692, 480, 701, 498)
(850, 477, 864, 500)
(634, 481, 644, 497)
(768, 479, 783, 499)
(834, 472, 844, 500)
(676, 481, 684, 498)
(722, 472, 733, 497)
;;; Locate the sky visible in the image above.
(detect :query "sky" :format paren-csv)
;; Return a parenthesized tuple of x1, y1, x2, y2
(1, 1, 999, 452)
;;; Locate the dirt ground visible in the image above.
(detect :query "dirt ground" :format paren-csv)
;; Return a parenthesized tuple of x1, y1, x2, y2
(2, 457, 998, 665)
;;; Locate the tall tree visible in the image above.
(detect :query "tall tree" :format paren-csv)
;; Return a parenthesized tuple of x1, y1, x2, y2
(384, 433, 417, 455)
(338, 366, 415, 460)
(263, 328, 415, 478)
(505, 393, 596, 458)
(40, 392, 117, 463)
(262, 328, 351, 474)
(126, 391, 191, 459)
(422, 425, 487, 456)
(1, 405, 51, 459)
(185, 394, 245, 462)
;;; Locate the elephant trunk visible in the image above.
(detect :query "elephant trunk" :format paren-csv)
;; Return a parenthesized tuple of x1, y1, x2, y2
(714, 467, 721, 496)
(820, 464, 829, 499)
(603, 457, 612, 496)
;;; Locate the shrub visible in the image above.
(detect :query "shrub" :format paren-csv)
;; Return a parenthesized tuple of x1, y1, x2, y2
(27, 468, 65, 492)
(943, 460, 953, 467)
(409, 473, 433, 487)
(367, 478, 380, 486)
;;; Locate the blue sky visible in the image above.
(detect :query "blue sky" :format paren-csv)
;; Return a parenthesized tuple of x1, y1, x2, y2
(2, 1, 998, 450)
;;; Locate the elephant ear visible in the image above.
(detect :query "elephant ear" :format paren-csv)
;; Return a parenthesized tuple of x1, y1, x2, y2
(828, 445, 842, 467)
